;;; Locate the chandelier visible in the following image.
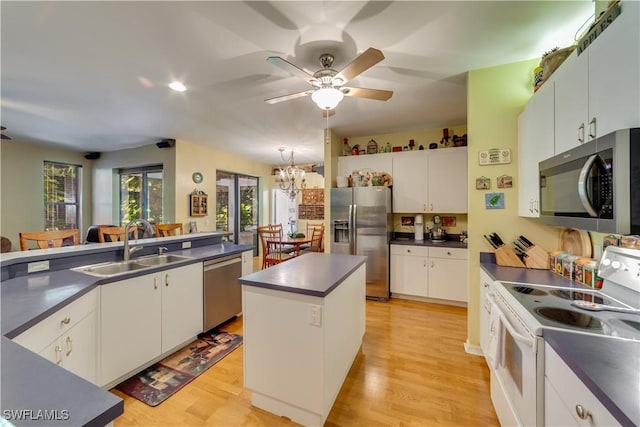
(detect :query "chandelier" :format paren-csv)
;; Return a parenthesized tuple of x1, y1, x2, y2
(277, 148, 306, 200)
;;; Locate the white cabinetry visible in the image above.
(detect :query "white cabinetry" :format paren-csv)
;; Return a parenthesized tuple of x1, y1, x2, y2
(242, 249, 254, 276)
(479, 269, 493, 356)
(13, 289, 98, 384)
(427, 147, 468, 213)
(518, 81, 555, 217)
(100, 262, 203, 387)
(545, 344, 620, 426)
(428, 247, 468, 303)
(554, 1, 640, 154)
(337, 152, 393, 178)
(390, 244, 468, 303)
(392, 151, 429, 213)
(390, 244, 428, 297)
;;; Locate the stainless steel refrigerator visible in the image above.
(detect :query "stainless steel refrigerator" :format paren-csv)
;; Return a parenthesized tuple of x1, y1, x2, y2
(330, 186, 392, 300)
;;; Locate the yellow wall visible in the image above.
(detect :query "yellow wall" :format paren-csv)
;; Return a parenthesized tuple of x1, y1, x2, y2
(466, 59, 562, 347)
(345, 126, 467, 153)
(175, 140, 274, 232)
(0, 140, 94, 247)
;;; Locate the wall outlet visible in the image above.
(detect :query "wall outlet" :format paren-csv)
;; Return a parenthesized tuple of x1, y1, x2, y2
(27, 260, 50, 273)
(182, 241, 192, 249)
(308, 304, 322, 327)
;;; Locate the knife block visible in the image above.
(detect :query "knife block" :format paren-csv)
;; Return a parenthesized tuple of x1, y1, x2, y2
(495, 245, 526, 268)
(523, 245, 550, 269)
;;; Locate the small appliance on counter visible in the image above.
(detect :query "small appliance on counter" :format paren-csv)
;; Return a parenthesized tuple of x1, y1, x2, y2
(414, 214, 424, 241)
(431, 215, 446, 242)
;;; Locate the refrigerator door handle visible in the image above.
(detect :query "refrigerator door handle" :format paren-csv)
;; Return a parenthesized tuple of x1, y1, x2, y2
(350, 204, 357, 254)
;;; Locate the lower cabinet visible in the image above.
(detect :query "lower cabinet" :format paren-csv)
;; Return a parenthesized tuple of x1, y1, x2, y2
(13, 288, 98, 384)
(390, 245, 468, 303)
(100, 262, 203, 387)
(545, 343, 619, 426)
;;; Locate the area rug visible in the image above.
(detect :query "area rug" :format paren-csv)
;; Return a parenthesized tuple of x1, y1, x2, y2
(115, 331, 242, 406)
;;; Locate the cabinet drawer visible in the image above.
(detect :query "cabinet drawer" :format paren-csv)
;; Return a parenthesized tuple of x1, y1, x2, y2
(13, 288, 98, 353)
(429, 247, 468, 260)
(390, 244, 428, 257)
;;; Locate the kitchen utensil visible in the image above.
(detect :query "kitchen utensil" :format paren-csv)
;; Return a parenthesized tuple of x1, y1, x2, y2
(520, 235, 534, 247)
(491, 232, 505, 246)
(560, 228, 592, 257)
(571, 300, 640, 314)
(484, 234, 498, 249)
(513, 241, 529, 254)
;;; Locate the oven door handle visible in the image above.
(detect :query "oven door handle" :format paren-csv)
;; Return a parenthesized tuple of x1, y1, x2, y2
(488, 294, 537, 353)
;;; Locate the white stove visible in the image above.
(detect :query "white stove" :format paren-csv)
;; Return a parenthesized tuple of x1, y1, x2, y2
(486, 246, 640, 427)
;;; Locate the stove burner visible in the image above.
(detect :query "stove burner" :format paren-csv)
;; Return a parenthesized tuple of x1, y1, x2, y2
(511, 286, 548, 296)
(550, 289, 610, 305)
(535, 307, 603, 330)
(620, 319, 640, 332)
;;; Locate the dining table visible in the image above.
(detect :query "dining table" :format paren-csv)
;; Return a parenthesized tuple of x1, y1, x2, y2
(267, 235, 313, 256)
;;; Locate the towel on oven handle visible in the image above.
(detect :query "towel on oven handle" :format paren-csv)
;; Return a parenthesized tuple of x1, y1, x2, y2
(486, 297, 504, 370)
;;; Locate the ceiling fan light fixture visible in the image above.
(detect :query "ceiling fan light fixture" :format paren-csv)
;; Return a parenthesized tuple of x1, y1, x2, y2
(168, 81, 187, 92)
(311, 87, 344, 110)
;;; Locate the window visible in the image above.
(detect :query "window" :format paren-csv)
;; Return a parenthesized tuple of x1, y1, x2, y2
(216, 171, 259, 253)
(120, 165, 164, 224)
(44, 161, 82, 230)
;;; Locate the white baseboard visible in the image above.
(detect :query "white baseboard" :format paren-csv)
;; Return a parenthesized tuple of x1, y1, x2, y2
(464, 340, 483, 356)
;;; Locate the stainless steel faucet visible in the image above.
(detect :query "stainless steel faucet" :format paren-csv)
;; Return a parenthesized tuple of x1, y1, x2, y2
(123, 219, 153, 261)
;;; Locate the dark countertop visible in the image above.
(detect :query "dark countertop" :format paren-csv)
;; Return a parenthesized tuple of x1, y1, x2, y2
(239, 253, 367, 297)
(544, 331, 639, 427)
(480, 256, 639, 426)
(1, 241, 251, 426)
(390, 238, 468, 249)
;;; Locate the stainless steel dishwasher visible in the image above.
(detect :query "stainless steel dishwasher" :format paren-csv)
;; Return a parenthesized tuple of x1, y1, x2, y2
(203, 254, 243, 332)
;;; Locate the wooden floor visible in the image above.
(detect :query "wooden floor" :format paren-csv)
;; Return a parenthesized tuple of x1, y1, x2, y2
(111, 297, 498, 426)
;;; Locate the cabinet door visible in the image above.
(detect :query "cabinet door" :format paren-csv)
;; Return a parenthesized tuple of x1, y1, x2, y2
(427, 147, 467, 213)
(479, 269, 493, 356)
(100, 273, 161, 387)
(62, 310, 97, 384)
(518, 81, 555, 217)
(161, 263, 204, 353)
(242, 250, 254, 276)
(390, 245, 428, 297)
(553, 50, 589, 154)
(588, 0, 640, 138)
(392, 151, 428, 213)
(428, 253, 468, 303)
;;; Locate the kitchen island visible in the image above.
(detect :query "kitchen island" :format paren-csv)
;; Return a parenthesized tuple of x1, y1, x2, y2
(239, 253, 367, 427)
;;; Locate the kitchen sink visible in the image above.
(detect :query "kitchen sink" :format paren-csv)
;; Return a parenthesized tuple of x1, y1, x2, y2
(135, 254, 193, 266)
(73, 260, 150, 277)
(72, 254, 193, 277)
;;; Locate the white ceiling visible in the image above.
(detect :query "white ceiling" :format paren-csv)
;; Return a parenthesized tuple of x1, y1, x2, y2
(1, 1, 594, 166)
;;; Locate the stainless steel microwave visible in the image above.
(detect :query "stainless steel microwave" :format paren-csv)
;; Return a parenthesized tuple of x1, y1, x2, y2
(539, 128, 639, 234)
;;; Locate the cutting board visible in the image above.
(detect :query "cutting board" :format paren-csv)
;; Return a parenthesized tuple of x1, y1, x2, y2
(560, 228, 592, 257)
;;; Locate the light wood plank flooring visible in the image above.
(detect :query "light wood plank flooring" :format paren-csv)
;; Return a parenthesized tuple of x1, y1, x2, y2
(111, 297, 498, 426)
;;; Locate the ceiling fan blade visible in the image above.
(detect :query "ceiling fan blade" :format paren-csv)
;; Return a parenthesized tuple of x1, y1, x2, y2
(264, 90, 313, 104)
(0, 126, 11, 140)
(334, 47, 385, 85)
(267, 56, 317, 85)
(342, 87, 393, 101)
(323, 109, 335, 118)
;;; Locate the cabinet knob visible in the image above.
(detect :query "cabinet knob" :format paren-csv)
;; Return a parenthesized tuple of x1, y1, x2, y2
(165, 273, 169, 287)
(577, 123, 585, 143)
(575, 404, 591, 420)
(61, 317, 71, 325)
(406, 249, 411, 253)
(588, 117, 596, 139)
(447, 251, 452, 256)
(154, 277, 158, 290)
(55, 345, 63, 365)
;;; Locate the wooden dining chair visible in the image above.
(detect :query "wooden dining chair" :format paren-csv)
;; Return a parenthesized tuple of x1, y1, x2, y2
(155, 223, 183, 237)
(19, 229, 80, 251)
(97, 226, 138, 243)
(258, 225, 294, 269)
(302, 224, 325, 253)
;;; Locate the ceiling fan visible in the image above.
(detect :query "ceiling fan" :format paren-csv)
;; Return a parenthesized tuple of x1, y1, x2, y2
(264, 47, 393, 112)
(1, 126, 11, 140)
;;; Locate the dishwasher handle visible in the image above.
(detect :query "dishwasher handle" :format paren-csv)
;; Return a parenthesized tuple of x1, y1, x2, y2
(204, 256, 241, 271)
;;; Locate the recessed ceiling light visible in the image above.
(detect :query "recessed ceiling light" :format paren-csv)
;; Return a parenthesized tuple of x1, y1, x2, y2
(168, 81, 186, 92)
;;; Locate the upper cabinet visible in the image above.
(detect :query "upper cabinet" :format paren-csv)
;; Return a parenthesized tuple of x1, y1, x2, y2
(391, 151, 429, 212)
(518, 81, 555, 217)
(392, 148, 467, 213)
(553, 0, 640, 154)
(428, 147, 467, 213)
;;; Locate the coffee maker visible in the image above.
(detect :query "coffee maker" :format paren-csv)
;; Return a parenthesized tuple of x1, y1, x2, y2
(414, 214, 424, 241)
(431, 215, 446, 242)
